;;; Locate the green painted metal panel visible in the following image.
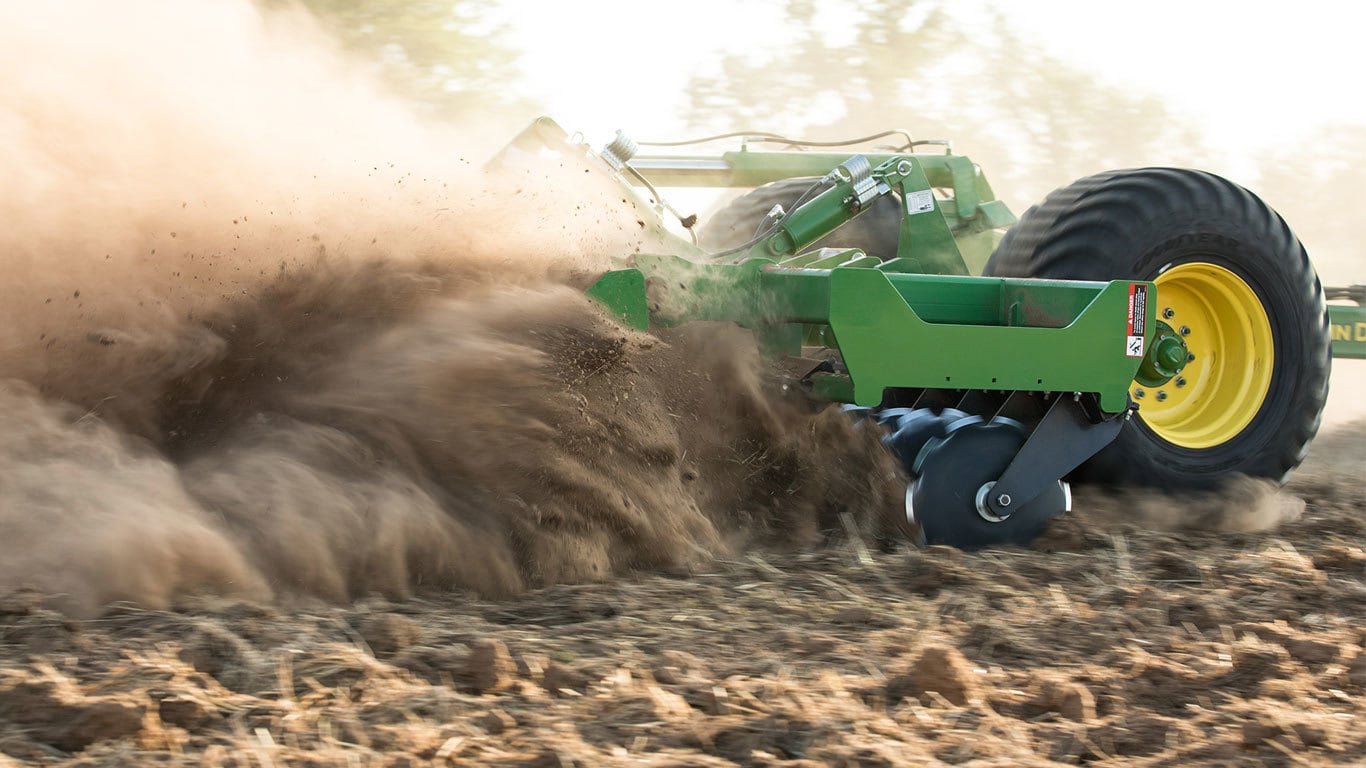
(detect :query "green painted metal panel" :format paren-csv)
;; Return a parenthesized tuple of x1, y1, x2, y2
(585, 257, 1153, 413)
(627, 254, 771, 327)
(760, 270, 1107, 328)
(1329, 303, 1366, 358)
(803, 249, 866, 269)
(823, 269, 1149, 411)
(891, 159, 968, 275)
(585, 268, 649, 330)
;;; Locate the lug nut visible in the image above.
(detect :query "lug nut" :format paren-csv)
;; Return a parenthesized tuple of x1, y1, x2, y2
(1187, 352, 1196, 362)
(1156, 391, 1168, 401)
(1175, 376, 1187, 388)
(1162, 307, 1175, 319)
(996, 493, 1012, 507)
(1134, 388, 1146, 399)
(1179, 325, 1191, 336)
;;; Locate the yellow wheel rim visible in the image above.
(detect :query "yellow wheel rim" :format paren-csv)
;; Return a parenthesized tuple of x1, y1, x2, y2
(1132, 263, 1274, 449)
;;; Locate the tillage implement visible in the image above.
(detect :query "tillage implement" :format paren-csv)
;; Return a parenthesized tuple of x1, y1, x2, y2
(498, 117, 1352, 548)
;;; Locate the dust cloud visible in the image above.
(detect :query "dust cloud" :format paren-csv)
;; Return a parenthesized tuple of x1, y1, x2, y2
(0, 2, 903, 616)
(1072, 476, 1307, 536)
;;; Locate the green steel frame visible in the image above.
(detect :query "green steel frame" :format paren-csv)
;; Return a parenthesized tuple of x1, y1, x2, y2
(515, 115, 1194, 415)
(588, 253, 1155, 412)
(503, 117, 1207, 414)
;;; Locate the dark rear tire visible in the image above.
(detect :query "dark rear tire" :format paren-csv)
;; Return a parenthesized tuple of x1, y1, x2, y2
(983, 168, 1332, 488)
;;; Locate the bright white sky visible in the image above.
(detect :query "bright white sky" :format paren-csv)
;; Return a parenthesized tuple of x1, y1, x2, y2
(497, 0, 1362, 158)
(1004, 1, 1363, 149)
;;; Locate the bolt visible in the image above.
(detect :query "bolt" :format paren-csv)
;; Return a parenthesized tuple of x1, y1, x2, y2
(1156, 391, 1168, 401)
(1175, 376, 1187, 388)
(1179, 325, 1191, 336)
(1134, 388, 1146, 399)
(1162, 307, 1175, 319)
(1187, 352, 1196, 362)
(996, 493, 1012, 508)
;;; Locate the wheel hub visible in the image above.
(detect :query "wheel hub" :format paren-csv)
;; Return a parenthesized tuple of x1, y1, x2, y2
(1134, 321, 1190, 387)
(974, 481, 1009, 523)
(1132, 262, 1274, 449)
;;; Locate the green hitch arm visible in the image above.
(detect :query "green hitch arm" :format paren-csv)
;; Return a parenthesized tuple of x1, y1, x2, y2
(744, 155, 969, 275)
(742, 156, 881, 259)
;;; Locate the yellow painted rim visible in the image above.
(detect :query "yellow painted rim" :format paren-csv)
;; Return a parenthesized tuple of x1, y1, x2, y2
(1133, 263, 1274, 449)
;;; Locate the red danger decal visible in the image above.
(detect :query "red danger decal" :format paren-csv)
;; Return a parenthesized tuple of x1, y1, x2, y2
(1128, 284, 1147, 335)
(1126, 283, 1148, 358)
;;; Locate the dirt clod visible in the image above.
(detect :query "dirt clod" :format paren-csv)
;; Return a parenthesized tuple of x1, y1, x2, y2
(1242, 717, 1284, 747)
(176, 621, 263, 693)
(651, 650, 710, 686)
(478, 707, 517, 734)
(156, 694, 214, 730)
(888, 643, 979, 706)
(358, 613, 423, 657)
(1230, 635, 1293, 677)
(542, 663, 590, 697)
(1349, 651, 1366, 689)
(466, 638, 517, 693)
(0, 672, 146, 753)
(1029, 677, 1097, 722)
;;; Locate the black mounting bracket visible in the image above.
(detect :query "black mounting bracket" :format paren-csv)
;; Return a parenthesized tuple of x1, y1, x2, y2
(984, 395, 1127, 518)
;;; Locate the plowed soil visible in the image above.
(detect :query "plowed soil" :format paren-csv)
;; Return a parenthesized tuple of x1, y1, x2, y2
(1, 418, 1360, 767)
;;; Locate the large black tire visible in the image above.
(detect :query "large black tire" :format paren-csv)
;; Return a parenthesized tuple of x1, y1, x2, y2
(698, 177, 903, 258)
(984, 168, 1332, 488)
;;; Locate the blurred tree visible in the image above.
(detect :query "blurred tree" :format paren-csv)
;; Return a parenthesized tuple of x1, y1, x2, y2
(270, 0, 529, 122)
(1255, 122, 1366, 284)
(685, 1, 1207, 206)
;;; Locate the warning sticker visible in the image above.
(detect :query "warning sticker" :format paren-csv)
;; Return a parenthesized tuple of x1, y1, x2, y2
(905, 189, 935, 215)
(1126, 283, 1147, 358)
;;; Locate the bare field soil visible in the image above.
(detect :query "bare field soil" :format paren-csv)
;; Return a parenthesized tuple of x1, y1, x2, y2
(0, 424, 1361, 768)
